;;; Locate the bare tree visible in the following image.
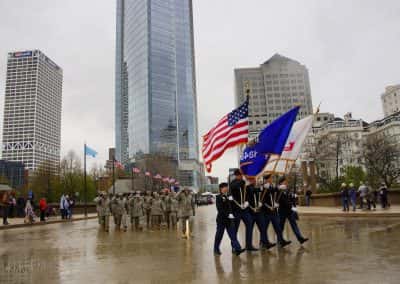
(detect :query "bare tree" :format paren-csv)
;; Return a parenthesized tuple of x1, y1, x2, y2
(363, 134, 400, 188)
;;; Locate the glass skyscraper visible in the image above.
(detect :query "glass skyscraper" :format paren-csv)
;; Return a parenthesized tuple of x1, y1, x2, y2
(115, 0, 201, 187)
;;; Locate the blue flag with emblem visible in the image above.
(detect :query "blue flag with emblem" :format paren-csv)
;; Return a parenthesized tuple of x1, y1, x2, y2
(84, 144, 97, 158)
(240, 106, 300, 176)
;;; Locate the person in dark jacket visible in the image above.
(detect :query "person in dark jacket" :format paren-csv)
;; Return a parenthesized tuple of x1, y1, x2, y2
(262, 174, 291, 248)
(340, 183, 350, 212)
(246, 176, 275, 250)
(229, 169, 256, 251)
(213, 183, 245, 256)
(379, 183, 389, 209)
(278, 176, 308, 245)
(348, 183, 357, 212)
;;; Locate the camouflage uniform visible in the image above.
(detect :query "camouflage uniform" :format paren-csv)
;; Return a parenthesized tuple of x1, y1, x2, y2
(98, 195, 111, 232)
(177, 190, 194, 237)
(129, 193, 144, 230)
(168, 192, 179, 227)
(150, 193, 164, 229)
(143, 191, 153, 228)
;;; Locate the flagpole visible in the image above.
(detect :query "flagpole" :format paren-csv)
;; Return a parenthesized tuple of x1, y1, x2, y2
(112, 156, 116, 195)
(84, 143, 88, 217)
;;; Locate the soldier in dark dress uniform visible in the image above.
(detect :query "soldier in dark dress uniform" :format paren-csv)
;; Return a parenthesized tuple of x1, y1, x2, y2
(213, 183, 246, 256)
(246, 176, 275, 250)
(229, 169, 257, 251)
(278, 176, 308, 245)
(262, 174, 291, 248)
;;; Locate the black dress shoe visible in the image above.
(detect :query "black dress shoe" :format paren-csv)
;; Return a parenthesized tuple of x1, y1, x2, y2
(260, 242, 276, 250)
(280, 240, 291, 248)
(214, 250, 222, 256)
(246, 247, 259, 252)
(233, 248, 246, 256)
(299, 237, 309, 244)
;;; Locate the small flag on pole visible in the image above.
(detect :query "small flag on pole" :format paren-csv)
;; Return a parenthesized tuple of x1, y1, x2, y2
(132, 167, 141, 174)
(85, 145, 97, 158)
(145, 171, 151, 177)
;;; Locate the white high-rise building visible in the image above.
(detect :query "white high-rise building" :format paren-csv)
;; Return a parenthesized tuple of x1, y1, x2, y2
(381, 84, 400, 117)
(2, 50, 63, 172)
(235, 54, 313, 138)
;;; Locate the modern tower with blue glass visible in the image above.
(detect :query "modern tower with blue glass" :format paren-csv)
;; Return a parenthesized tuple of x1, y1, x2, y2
(115, 0, 201, 187)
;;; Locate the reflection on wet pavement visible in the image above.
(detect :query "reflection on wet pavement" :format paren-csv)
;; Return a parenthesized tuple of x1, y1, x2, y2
(1, 206, 400, 283)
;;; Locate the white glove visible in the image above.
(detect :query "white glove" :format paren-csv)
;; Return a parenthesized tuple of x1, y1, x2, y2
(258, 202, 263, 207)
(291, 207, 297, 212)
(244, 201, 249, 208)
(294, 194, 298, 198)
(274, 203, 280, 208)
(228, 196, 233, 201)
(228, 214, 234, 219)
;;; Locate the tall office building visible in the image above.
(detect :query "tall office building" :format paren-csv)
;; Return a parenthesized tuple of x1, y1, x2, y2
(2, 50, 62, 172)
(381, 84, 400, 117)
(115, 0, 201, 187)
(235, 54, 313, 138)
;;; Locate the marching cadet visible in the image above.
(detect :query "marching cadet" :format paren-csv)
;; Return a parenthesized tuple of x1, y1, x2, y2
(246, 176, 275, 250)
(143, 191, 153, 228)
(129, 191, 144, 230)
(213, 182, 245, 256)
(278, 176, 309, 245)
(177, 188, 194, 239)
(110, 194, 118, 226)
(262, 174, 291, 248)
(229, 169, 256, 251)
(93, 194, 102, 225)
(168, 191, 179, 228)
(150, 192, 164, 230)
(98, 193, 110, 232)
(111, 193, 124, 230)
(162, 190, 171, 228)
(121, 193, 129, 232)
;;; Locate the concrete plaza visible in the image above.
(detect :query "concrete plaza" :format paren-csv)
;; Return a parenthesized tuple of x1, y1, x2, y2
(1, 206, 400, 283)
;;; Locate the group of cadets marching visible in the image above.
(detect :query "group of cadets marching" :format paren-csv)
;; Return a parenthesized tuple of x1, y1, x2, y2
(94, 188, 195, 238)
(214, 169, 308, 256)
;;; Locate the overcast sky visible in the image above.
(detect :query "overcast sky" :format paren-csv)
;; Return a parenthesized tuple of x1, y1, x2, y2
(0, 0, 399, 182)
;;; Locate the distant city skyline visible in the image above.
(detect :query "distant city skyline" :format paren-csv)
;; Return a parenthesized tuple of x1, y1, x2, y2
(0, 0, 399, 181)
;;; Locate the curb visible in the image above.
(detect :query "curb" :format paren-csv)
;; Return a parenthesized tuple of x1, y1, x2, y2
(0, 216, 98, 231)
(300, 212, 400, 218)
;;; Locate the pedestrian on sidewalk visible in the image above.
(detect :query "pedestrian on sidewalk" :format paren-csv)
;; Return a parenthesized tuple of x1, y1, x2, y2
(60, 194, 66, 219)
(129, 191, 144, 230)
(39, 197, 47, 222)
(379, 183, 389, 209)
(150, 192, 164, 230)
(24, 199, 36, 224)
(16, 196, 25, 217)
(358, 182, 369, 210)
(213, 182, 245, 256)
(98, 192, 110, 232)
(340, 183, 349, 212)
(63, 195, 71, 220)
(1, 191, 11, 225)
(304, 184, 312, 207)
(8, 193, 16, 218)
(349, 183, 357, 212)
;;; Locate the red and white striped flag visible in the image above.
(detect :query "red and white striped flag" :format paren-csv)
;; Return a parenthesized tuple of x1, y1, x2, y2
(202, 100, 249, 172)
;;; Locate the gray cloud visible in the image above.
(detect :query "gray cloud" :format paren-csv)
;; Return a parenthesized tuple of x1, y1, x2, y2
(0, 0, 399, 181)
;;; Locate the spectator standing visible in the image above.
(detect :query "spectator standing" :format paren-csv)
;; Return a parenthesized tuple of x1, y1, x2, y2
(39, 197, 47, 222)
(340, 183, 349, 212)
(379, 183, 389, 209)
(348, 183, 357, 212)
(304, 184, 312, 207)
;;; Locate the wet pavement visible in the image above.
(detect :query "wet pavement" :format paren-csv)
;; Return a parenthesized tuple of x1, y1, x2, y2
(1, 206, 400, 284)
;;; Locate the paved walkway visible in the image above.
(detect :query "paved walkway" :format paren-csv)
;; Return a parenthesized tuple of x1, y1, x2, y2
(0, 213, 97, 230)
(298, 205, 400, 217)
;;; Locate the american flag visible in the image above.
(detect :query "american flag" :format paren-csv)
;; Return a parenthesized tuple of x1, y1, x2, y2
(114, 160, 124, 169)
(145, 171, 151, 177)
(154, 174, 162, 180)
(202, 100, 249, 172)
(132, 167, 141, 174)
